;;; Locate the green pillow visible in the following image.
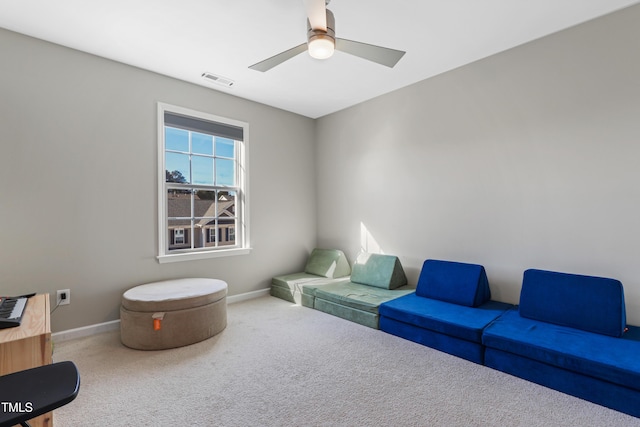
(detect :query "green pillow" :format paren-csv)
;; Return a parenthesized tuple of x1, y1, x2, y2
(350, 253, 407, 289)
(304, 248, 351, 278)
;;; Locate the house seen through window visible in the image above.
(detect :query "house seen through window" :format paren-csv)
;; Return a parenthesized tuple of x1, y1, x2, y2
(158, 104, 248, 262)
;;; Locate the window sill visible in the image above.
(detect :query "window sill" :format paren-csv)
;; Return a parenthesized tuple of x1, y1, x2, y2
(156, 247, 251, 264)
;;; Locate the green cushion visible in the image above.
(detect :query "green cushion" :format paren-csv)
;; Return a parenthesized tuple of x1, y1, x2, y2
(314, 299, 380, 329)
(270, 285, 298, 304)
(271, 274, 350, 305)
(271, 272, 325, 290)
(301, 293, 315, 308)
(350, 253, 407, 289)
(304, 248, 351, 278)
(314, 282, 414, 314)
(300, 278, 350, 307)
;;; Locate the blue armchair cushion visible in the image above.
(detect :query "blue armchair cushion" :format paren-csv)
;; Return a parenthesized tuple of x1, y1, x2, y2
(380, 293, 513, 343)
(415, 259, 491, 307)
(483, 308, 640, 392)
(519, 269, 626, 337)
(350, 253, 407, 290)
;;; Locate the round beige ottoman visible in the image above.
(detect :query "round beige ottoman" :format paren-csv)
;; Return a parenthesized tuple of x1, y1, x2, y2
(120, 278, 227, 350)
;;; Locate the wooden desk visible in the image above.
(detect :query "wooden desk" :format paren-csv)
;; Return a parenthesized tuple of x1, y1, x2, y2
(0, 294, 53, 427)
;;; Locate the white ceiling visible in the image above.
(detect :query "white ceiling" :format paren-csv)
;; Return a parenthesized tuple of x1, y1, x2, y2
(1, 0, 638, 118)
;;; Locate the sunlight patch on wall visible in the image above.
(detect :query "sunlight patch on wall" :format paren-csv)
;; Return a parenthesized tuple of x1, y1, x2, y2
(360, 222, 384, 258)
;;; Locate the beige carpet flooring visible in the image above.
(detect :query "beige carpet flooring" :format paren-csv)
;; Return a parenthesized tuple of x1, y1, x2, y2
(53, 295, 640, 426)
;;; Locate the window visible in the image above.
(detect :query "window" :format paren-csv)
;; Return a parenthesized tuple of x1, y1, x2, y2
(157, 103, 249, 263)
(207, 228, 216, 243)
(173, 228, 185, 245)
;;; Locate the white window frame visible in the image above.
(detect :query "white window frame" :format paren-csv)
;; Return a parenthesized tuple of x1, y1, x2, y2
(157, 103, 250, 263)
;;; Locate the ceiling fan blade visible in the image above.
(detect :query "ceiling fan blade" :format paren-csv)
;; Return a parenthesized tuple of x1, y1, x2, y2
(335, 38, 405, 68)
(304, 0, 327, 31)
(249, 43, 307, 72)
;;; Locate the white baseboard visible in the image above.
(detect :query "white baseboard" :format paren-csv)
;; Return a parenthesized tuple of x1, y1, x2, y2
(52, 319, 121, 343)
(52, 287, 271, 343)
(227, 287, 270, 304)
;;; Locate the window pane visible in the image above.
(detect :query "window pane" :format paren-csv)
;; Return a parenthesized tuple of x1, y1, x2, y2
(165, 127, 189, 152)
(167, 189, 191, 218)
(219, 219, 236, 246)
(194, 191, 216, 218)
(192, 155, 214, 185)
(194, 219, 216, 248)
(192, 132, 213, 155)
(191, 221, 213, 249)
(165, 152, 190, 183)
(168, 220, 191, 251)
(217, 191, 235, 217)
(216, 158, 235, 186)
(216, 138, 235, 158)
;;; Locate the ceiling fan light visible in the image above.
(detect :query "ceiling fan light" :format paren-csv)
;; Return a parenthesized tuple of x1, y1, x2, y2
(307, 9, 335, 60)
(308, 36, 335, 59)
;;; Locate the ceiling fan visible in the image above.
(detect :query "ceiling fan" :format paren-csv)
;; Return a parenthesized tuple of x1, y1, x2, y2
(249, 0, 406, 72)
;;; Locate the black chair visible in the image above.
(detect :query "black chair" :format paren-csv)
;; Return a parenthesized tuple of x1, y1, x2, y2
(0, 361, 80, 427)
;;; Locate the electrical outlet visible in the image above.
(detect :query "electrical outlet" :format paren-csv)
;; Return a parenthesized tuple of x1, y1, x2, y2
(57, 289, 71, 306)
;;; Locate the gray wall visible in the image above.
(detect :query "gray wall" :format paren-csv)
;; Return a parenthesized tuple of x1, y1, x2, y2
(0, 28, 317, 332)
(2, 5, 640, 332)
(316, 6, 640, 323)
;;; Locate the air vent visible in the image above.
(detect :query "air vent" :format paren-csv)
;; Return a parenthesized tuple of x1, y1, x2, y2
(201, 72, 235, 87)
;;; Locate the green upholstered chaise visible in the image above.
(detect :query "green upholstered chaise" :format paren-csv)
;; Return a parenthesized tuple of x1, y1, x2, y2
(307, 252, 414, 329)
(271, 248, 351, 305)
